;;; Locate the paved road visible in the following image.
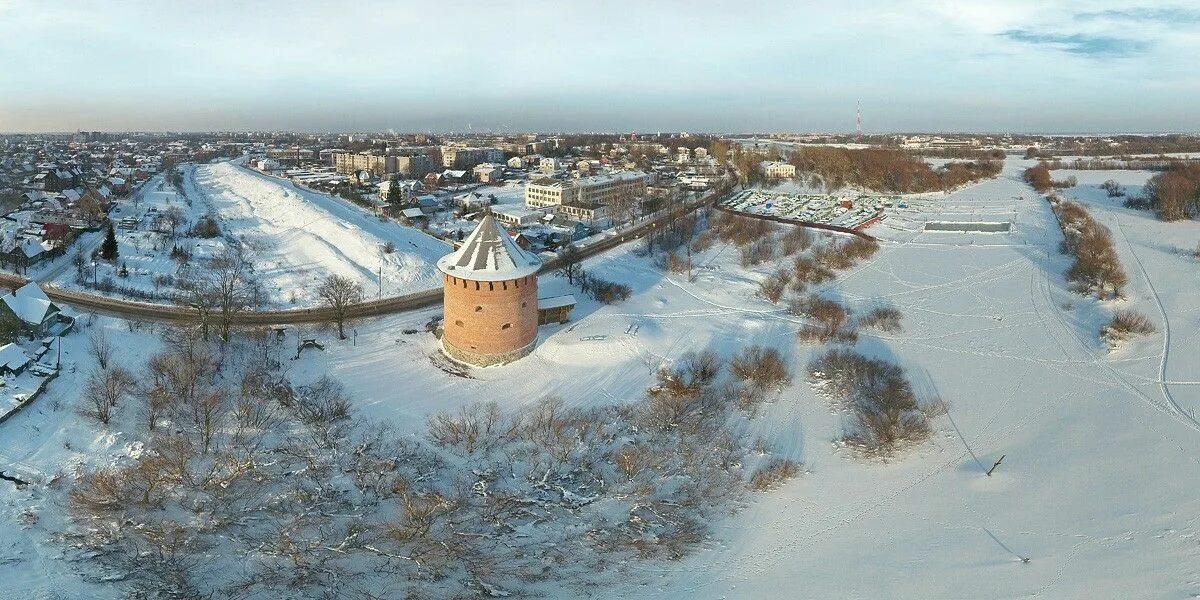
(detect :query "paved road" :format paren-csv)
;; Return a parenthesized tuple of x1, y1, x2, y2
(1, 184, 727, 325)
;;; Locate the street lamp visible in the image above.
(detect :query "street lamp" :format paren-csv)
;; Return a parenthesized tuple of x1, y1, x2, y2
(91, 261, 97, 287)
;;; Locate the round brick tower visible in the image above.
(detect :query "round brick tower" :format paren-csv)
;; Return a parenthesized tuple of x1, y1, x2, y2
(438, 212, 542, 366)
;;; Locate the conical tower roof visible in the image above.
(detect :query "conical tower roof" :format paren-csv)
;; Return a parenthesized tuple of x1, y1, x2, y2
(437, 212, 541, 281)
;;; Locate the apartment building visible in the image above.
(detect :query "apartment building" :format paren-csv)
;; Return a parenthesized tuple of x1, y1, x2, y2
(440, 146, 504, 169)
(332, 152, 435, 178)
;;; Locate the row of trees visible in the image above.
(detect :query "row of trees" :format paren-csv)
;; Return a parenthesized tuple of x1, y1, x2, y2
(1050, 197, 1128, 299)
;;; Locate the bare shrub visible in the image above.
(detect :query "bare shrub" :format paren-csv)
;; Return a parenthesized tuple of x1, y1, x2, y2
(644, 350, 724, 432)
(748, 457, 801, 491)
(812, 244, 853, 270)
(794, 295, 857, 344)
(689, 230, 715, 253)
(843, 237, 879, 261)
(715, 212, 773, 246)
(188, 216, 221, 238)
(1101, 309, 1156, 347)
(584, 275, 632, 304)
(808, 349, 931, 456)
(758, 270, 790, 304)
(780, 226, 813, 256)
(730, 345, 790, 392)
(427, 401, 509, 454)
(793, 256, 835, 286)
(740, 238, 774, 267)
(1101, 179, 1124, 197)
(856, 306, 903, 334)
(660, 251, 695, 280)
(611, 443, 652, 481)
(294, 375, 351, 425)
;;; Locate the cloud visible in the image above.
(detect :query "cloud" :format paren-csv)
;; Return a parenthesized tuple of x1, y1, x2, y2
(998, 29, 1149, 57)
(1075, 7, 1200, 24)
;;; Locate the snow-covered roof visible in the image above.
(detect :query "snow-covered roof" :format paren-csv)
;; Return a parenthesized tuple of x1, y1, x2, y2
(437, 212, 541, 282)
(537, 294, 576, 310)
(2, 282, 56, 326)
(0, 343, 30, 372)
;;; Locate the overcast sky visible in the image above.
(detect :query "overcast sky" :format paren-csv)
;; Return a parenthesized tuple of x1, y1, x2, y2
(1, 0, 1198, 133)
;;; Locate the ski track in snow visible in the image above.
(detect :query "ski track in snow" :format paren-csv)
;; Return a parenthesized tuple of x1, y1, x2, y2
(1112, 213, 1195, 429)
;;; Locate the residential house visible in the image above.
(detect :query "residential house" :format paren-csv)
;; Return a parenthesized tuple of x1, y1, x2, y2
(473, 163, 504, 183)
(0, 282, 68, 336)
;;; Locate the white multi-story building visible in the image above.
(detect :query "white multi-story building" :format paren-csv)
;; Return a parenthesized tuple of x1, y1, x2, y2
(761, 161, 796, 178)
(524, 171, 649, 211)
(473, 163, 504, 183)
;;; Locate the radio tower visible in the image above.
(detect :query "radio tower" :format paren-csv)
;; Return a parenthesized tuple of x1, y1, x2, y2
(856, 100, 863, 139)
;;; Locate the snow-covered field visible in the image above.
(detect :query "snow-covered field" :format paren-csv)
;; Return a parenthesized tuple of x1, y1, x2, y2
(192, 160, 451, 306)
(3, 157, 1199, 598)
(289, 157, 1200, 597)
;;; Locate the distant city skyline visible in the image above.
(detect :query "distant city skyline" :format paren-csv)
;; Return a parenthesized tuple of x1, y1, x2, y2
(2, 0, 1198, 134)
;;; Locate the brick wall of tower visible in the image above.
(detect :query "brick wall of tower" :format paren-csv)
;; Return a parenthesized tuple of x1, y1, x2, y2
(442, 273, 539, 364)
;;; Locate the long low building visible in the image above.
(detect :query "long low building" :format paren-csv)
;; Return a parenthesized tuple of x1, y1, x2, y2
(524, 171, 649, 211)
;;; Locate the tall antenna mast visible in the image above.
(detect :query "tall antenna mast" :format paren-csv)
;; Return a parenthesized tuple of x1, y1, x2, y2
(856, 100, 863, 139)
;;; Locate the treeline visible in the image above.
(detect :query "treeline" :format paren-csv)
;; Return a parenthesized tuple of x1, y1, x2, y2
(1130, 164, 1200, 221)
(788, 147, 1001, 193)
(910, 148, 1006, 160)
(1040, 157, 1200, 172)
(1024, 135, 1200, 157)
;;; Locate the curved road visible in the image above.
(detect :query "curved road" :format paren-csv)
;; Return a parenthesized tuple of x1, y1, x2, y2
(2, 186, 727, 325)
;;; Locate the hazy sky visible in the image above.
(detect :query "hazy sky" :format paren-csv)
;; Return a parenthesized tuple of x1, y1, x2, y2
(1, 0, 1198, 133)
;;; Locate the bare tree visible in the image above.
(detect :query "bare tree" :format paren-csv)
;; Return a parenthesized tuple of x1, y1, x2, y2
(88, 328, 113, 370)
(209, 247, 257, 341)
(82, 367, 135, 425)
(162, 205, 187, 237)
(178, 266, 218, 340)
(556, 244, 582, 285)
(195, 388, 228, 454)
(316, 274, 364, 339)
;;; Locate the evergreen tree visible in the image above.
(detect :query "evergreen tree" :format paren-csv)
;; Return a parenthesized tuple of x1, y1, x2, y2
(100, 222, 119, 261)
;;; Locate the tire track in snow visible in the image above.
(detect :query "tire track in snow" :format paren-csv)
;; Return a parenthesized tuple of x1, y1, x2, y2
(1112, 214, 1197, 430)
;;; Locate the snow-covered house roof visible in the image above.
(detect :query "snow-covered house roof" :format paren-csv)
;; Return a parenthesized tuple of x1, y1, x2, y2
(20, 238, 49, 258)
(437, 212, 541, 282)
(0, 343, 30, 373)
(1, 282, 57, 326)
